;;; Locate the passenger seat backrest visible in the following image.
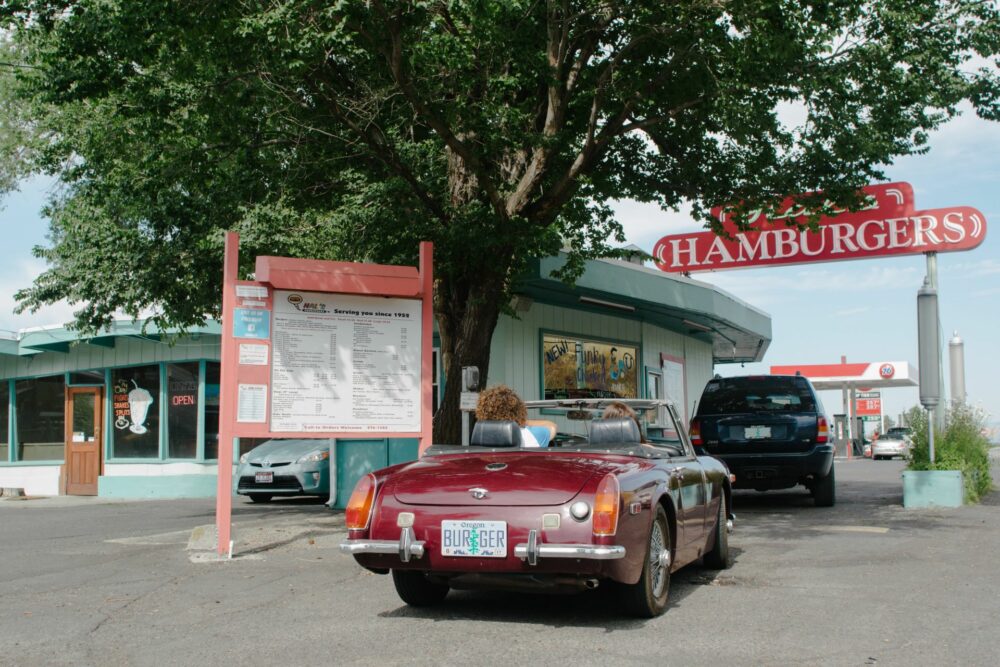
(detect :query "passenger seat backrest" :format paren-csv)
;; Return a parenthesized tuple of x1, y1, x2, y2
(470, 420, 523, 447)
(588, 418, 641, 445)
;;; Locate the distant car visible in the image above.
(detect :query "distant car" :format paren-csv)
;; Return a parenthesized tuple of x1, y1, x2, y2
(690, 374, 836, 506)
(340, 399, 733, 618)
(871, 433, 910, 460)
(886, 427, 913, 444)
(236, 439, 331, 502)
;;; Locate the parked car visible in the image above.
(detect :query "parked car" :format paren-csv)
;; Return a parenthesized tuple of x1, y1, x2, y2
(340, 399, 733, 617)
(236, 439, 331, 502)
(886, 426, 913, 444)
(872, 433, 910, 460)
(689, 374, 836, 506)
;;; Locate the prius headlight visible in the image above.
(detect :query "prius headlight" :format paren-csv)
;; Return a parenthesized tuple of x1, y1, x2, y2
(239, 453, 249, 464)
(297, 449, 330, 464)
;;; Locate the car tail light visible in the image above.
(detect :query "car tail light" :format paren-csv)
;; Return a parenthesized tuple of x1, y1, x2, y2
(593, 474, 620, 536)
(345, 473, 377, 530)
(689, 418, 702, 446)
(816, 416, 829, 444)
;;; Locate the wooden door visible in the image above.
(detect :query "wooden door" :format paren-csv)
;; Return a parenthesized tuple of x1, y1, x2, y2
(65, 387, 102, 495)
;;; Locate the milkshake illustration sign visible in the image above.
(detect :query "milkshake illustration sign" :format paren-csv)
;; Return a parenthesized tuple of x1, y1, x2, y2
(113, 379, 155, 434)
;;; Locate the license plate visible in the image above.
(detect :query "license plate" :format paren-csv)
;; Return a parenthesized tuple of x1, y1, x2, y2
(744, 426, 771, 439)
(440, 520, 507, 557)
(255, 471, 273, 484)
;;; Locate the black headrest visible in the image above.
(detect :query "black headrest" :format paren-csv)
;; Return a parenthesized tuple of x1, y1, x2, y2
(589, 418, 641, 445)
(470, 420, 523, 447)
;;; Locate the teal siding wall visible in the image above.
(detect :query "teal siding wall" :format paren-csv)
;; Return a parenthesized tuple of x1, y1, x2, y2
(490, 302, 642, 402)
(333, 437, 420, 509)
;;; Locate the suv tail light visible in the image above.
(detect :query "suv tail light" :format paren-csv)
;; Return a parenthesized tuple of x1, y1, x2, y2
(345, 473, 377, 530)
(593, 474, 620, 536)
(816, 416, 829, 444)
(689, 418, 702, 446)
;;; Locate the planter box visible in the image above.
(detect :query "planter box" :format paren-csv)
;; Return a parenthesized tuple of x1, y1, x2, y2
(902, 470, 964, 508)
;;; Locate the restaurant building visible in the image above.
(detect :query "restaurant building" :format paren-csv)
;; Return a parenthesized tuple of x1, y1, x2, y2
(0, 252, 770, 503)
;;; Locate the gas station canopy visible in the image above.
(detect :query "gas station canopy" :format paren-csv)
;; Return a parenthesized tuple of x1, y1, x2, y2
(769, 361, 918, 390)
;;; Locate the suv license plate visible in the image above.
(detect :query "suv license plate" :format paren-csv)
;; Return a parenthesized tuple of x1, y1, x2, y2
(255, 471, 273, 484)
(745, 426, 771, 439)
(441, 520, 507, 557)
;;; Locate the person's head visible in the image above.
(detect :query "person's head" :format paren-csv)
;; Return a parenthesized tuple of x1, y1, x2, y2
(602, 401, 646, 442)
(476, 385, 527, 426)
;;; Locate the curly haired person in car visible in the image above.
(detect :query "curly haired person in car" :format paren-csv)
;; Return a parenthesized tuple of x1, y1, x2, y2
(475, 385, 555, 447)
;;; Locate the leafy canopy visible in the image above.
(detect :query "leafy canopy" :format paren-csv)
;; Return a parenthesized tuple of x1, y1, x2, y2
(1, 0, 998, 334)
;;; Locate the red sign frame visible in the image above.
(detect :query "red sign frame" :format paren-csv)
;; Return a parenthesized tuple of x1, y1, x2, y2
(215, 233, 434, 555)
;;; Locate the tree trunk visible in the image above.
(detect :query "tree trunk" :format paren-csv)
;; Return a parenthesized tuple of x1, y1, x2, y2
(432, 272, 507, 445)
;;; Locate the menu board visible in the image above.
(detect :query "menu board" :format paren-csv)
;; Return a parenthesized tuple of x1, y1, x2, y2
(270, 290, 421, 432)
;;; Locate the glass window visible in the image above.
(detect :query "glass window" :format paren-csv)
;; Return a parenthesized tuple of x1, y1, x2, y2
(699, 376, 817, 414)
(542, 334, 639, 399)
(167, 363, 199, 459)
(0, 382, 9, 462)
(15, 376, 65, 461)
(111, 366, 160, 458)
(204, 363, 220, 460)
(68, 370, 105, 386)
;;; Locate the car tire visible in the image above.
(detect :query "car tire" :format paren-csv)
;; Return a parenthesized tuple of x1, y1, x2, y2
(702, 494, 732, 570)
(620, 504, 671, 618)
(812, 466, 836, 507)
(391, 569, 449, 607)
(248, 493, 273, 503)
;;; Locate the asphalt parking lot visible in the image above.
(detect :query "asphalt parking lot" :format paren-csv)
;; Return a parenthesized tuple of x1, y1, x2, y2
(2, 457, 998, 667)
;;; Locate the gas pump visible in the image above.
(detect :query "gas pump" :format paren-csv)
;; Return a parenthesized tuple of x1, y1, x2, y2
(854, 416, 866, 457)
(833, 414, 849, 457)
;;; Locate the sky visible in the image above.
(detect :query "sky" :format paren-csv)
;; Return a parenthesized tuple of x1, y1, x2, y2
(1, 105, 998, 433)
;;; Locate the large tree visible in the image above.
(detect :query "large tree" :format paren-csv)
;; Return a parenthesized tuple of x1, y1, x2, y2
(1, 1, 997, 443)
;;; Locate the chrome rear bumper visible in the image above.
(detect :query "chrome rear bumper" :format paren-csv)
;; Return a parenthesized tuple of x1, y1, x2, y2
(340, 527, 425, 562)
(514, 529, 625, 565)
(341, 527, 625, 565)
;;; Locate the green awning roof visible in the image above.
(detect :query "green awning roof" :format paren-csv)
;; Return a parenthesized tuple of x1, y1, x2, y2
(2, 320, 222, 357)
(517, 254, 771, 363)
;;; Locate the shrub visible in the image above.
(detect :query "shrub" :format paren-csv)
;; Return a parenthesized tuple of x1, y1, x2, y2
(907, 403, 994, 503)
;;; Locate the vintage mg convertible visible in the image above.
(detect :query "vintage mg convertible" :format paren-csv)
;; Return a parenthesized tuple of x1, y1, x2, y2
(340, 399, 734, 617)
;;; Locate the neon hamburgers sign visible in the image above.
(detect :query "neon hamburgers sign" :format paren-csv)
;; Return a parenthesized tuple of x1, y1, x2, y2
(653, 182, 987, 273)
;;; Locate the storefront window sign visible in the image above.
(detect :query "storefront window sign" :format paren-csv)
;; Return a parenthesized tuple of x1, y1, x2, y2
(543, 334, 638, 399)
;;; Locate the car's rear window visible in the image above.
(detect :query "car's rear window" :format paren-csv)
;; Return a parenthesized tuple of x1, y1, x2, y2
(698, 377, 817, 414)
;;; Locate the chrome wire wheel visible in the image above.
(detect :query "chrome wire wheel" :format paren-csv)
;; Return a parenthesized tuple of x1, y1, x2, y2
(649, 521, 668, 597)
(620, 504, 671, 617)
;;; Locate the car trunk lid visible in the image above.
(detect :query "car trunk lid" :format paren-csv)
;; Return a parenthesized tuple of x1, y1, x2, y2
(391, 452, 619, 506)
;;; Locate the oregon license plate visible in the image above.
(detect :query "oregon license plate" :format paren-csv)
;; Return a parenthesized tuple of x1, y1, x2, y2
(255, 471, 273, 484)
(440, 520, 507, 557)
(744, 425, 772, 439)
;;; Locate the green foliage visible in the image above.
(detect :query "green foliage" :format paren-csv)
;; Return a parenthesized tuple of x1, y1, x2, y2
(1, 2, 998, 440)
(907, 403, 994, 504)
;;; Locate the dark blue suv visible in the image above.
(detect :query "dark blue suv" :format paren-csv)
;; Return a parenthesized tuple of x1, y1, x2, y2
(690, 375, 835, 507)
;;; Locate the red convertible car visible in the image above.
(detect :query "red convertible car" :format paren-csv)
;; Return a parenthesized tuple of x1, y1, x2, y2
(340, 399, 734, 617)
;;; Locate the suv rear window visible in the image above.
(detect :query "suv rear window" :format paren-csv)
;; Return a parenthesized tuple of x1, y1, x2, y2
(698, 377, 817, 414)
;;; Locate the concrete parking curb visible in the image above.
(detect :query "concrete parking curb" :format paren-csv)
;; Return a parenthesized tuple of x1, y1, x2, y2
(187, 512, 347, 561)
